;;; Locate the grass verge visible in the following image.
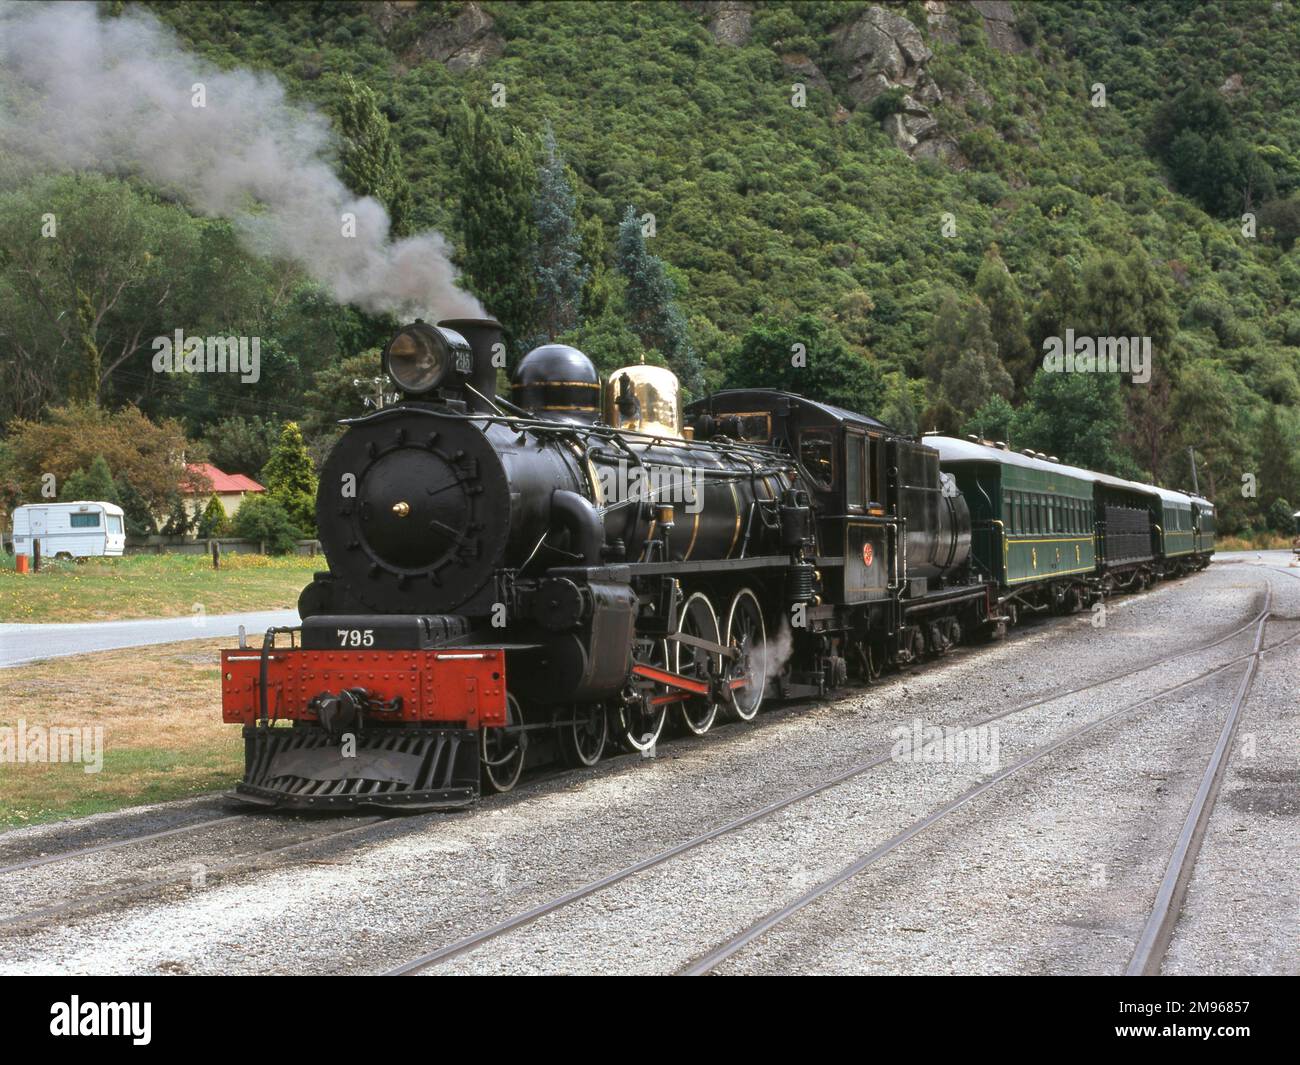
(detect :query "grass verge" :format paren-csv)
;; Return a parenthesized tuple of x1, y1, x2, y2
(0, 552, 316, 622)
(0, 638, 240, 828)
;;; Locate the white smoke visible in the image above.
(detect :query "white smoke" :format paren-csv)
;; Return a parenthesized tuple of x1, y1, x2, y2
(0, 0, 484, 321)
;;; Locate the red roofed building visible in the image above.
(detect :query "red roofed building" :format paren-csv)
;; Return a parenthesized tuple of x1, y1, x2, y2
(184, 463, 265, 520)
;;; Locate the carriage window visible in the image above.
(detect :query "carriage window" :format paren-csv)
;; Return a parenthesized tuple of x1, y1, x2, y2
(845, 434, 864, 507)
(1036, 496, 1045, 534)
(70, 513, 100, 528)
(799, 431, 834, 490)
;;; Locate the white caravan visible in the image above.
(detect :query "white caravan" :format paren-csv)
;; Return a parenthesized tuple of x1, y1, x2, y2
(10, 501, 126, 559)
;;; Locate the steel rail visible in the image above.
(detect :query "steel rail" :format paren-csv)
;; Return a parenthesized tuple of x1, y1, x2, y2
(385, 591, 1274, 975)
(684, 606, 1289, 975)
(1125, 599, 1272, 975)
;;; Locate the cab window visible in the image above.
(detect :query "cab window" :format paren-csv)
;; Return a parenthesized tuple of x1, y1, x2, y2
(799, 431, 834, 490)
(845, 433, 864, 508)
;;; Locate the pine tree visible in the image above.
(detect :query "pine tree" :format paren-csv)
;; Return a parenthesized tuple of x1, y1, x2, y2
(197, 494, 230, 538)
(531, 125, 588, 343)
(262, 421, 318, 536)
(337, 75, 414, 238)
(974, 246, 1034, 393)
(62, 454, 117, 502)
(615, 205, 702, 394)
(68, 288, 101, 406)
(455, 108, 538, 357)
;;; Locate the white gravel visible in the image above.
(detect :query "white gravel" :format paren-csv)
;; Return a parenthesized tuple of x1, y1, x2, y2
(0, 551, 1293, 974)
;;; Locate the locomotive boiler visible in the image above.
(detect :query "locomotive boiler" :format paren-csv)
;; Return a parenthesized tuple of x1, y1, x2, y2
(221, 318, 806, 809)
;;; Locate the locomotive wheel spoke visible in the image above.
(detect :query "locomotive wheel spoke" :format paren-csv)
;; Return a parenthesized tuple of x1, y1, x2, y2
(675, 590, 720, 736)
(560, 701, 608, 768)
(724, 588, 767, 722)
(615, 640, 669, 752)
(481, 693, 526, 793)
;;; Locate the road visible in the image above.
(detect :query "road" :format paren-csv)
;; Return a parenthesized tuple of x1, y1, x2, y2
(0, 609, 300, 668)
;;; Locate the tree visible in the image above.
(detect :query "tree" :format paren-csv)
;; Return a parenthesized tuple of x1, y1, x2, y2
(616, 205, 703, 394)
(62, 455, 118, 503)
(335, 74, 414, 239)
(68, 289, 102, 407)
(0, 174, 202, 420)
(964, 395, 1016, 444)
(531, 125, 588, 344)
(1013, 371, 1135, 475)
(925, 291, 1013, 420)
(201, 415, 283, 479)
(6, 405, 196, 516)
(723, 314, 882, 413)
(261, 421, 318, 535)
(974, 247, 1034, 392)
(455, 109, 537, 356)
(197, 494, 230, 538)
(232, 495, 299, 555)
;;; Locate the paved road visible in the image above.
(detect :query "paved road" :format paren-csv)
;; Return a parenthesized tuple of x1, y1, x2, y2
(0, 609, 300, 669)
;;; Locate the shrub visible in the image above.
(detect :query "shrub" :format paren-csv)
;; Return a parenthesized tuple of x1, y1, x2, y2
(197, 494, 230, 538)
(232, 496, 300, 556)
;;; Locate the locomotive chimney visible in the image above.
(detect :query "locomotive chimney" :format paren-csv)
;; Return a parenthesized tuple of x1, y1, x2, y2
(438, 317, 504, 413)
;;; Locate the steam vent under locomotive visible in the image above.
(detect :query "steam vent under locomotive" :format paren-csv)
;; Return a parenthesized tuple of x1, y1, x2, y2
(220, 316, 1210, 811)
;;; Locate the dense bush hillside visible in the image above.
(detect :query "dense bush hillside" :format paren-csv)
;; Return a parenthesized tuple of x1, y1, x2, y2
(1, 1, 1297, 536)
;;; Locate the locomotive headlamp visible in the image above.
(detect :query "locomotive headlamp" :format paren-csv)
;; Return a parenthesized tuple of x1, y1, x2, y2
(383, 322, 472, 396)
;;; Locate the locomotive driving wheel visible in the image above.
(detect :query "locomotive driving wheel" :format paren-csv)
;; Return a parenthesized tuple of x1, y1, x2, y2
(613, 639, 670, 752)
(481, 693, 526, 793)
(559, 701, 608, 767)
(675, 590, 721, 736)
(723, 587, 767, 722)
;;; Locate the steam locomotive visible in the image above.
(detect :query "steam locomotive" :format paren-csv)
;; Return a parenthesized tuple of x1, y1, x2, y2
(220, 317, 1214, 810)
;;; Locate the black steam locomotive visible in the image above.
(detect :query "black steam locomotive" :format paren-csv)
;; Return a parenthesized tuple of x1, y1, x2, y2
(220, 317, 1211, 810)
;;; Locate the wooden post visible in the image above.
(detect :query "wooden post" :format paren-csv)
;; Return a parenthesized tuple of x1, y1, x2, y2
(212, 540, 221, 570)
(32, 538, 40, 572)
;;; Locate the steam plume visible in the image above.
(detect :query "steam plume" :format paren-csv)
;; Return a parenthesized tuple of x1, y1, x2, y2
(0, 0, 484, 321)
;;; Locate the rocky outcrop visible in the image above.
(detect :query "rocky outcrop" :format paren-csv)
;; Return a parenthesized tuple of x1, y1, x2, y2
(831, 6, 950, 158)
(781, 53, 832, 95)
(689, 1, 753, 47)
(971, 0, 1026, 55)
(375, 1, 504, 72)
(923, 1, 960, 45)
(1219, 72, 1245, 97)
(832, 5, 933, 106)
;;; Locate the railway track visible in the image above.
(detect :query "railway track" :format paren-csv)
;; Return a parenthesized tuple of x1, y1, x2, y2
(1125, 599, 1271, 976)
(2, 568, 1286, 963)
(0, 814, 389, 929)
(683, 607, 1285, 975)
(385, 583, 1287, 975)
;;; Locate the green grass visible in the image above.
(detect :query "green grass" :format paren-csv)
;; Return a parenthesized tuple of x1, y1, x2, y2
(0, 637, 243, 829)
(0, 745, 240, 829)
(0, 552, 318, 622)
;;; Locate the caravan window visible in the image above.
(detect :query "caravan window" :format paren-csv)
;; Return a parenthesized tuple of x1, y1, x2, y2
(70, 512, 101, 528)
(107, 515, 123, 534)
